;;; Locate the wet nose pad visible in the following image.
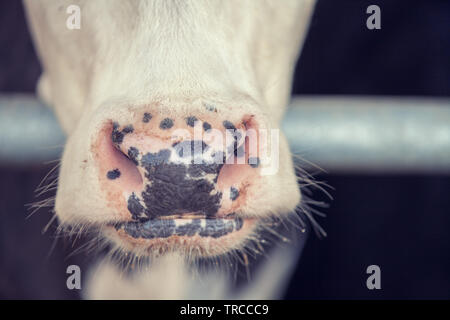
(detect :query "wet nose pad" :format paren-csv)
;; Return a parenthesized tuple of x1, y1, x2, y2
(97, 116, 260, 221)
(124, 141, 225, 220)
(110, 124, 229, 220)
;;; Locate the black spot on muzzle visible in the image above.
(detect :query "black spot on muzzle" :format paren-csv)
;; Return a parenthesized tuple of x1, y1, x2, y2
(160, 118, 174, 129)
(112, 123, 134, 145)
(107, 168, 121, 180)
(142, 112, 152, 123)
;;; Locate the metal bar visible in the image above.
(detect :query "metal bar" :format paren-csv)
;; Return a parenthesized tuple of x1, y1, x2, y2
(0, 95, 65, 166)
(284, 97, 450, 174)
(1, 94, 449, 173)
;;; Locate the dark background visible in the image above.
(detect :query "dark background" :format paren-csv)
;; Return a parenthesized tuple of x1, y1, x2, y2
(0, 0, 449, 299)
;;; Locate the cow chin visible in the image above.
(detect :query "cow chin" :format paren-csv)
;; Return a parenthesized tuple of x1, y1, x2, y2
(53, 101, 301, 259)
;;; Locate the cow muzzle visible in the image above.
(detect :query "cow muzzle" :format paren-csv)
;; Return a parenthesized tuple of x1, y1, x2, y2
(92, 109, 264, 255)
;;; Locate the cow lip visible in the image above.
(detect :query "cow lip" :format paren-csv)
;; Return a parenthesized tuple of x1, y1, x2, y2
(111, 215, 245, 240)
(102, 215, 259, 257)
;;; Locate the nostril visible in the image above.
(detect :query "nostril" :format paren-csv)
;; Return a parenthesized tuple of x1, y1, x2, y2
(109, 130, 143, 188)
(110, 123, 141, 167)
(95, 122, 144, 194)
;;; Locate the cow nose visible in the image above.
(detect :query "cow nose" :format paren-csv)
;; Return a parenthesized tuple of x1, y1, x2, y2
(95, 113, 260, 221)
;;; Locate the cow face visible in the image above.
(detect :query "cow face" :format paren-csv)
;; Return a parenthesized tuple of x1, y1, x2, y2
(24, 0, 316, 259)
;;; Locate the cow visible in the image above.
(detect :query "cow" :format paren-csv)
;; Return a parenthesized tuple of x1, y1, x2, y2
(23, 0, 318, 299)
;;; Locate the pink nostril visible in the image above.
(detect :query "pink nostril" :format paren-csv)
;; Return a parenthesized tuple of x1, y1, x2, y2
(96, 122, 143, 193)
(216, 162, 256, 216)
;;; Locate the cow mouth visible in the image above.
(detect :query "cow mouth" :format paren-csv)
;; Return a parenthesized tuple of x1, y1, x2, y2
(105, 214, 257, 256)
(113, 214, 244, 239)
